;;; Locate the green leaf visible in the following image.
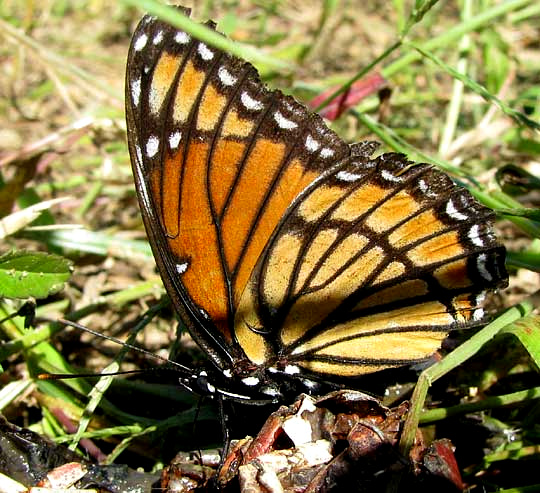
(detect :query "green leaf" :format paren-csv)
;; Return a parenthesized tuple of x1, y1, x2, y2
(407, 41, 540, 131)
(481, 29, 510, 94)
(119, 0, 292, 73)
(500, 313, 540, 369)
(0, 250, 72, 299)
(497, 207, 540, 221)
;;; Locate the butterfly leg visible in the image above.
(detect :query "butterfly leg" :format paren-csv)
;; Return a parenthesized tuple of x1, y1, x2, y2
(217, 393, 231, 466)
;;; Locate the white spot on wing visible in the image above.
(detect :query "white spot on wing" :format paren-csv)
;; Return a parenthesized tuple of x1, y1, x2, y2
(336, 170, 363, 182)
(274, 111, 298, 129)
(446, 199, 468, 221)
(240, 91, 263, 111)
(146, 135, 159, 157)
(134, 33, 148, 51)
(218, 66, 237, 86)
(284, 365, 300, 375)
(131, 77, 141, 106)
(175, 31, 190, 44)
(305, 135, 320, 152)
(176, 262, 188, 274)
(223, 369, 232, 378)
(152, 30, 163, 45)
(198, 43, 214, 60)
(418, 179, 438, 198)
(206, 382, 215, 393)
(468, 224, 484, 247)
(320, 147, 334, 158)
(169, 131, 182, 149)
(476, 254, 493, 282)
(242, 377, 260, 386)
(381, 169, 404, 182)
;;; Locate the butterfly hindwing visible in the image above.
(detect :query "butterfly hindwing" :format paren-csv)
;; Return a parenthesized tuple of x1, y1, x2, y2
(235, 148, 507, 377)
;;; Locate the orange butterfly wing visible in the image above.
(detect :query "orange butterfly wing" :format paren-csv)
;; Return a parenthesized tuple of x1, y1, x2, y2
(126, 8, 507, 379)
(235, 149, 507, 376)
(126, 9, 349, 367)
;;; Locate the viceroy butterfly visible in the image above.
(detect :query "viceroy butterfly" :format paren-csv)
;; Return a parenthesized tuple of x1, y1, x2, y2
(125, 6, 507, 405)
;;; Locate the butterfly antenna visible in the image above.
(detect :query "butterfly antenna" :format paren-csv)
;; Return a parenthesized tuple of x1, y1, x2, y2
(54, 317, 194, 373)
(38, 368, 160, 380)
(33, 310, 196, 382)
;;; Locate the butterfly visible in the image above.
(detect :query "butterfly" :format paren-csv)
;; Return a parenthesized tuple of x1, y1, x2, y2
(125, 6, 508, 405)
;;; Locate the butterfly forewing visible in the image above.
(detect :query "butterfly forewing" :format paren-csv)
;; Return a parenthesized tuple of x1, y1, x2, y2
(126, 7, 507, 383)
(126, 9, 350, 368)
